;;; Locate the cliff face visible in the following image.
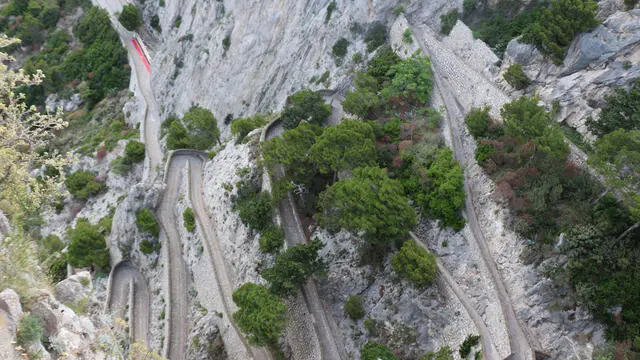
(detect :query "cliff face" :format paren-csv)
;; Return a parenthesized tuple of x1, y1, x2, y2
(142, 0, 460, 125)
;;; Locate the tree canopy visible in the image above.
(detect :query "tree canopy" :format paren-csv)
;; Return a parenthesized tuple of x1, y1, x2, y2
(381, 54, 434, 107)
(232, 282, 287, 347)
(165, 107, 220, 150)
(118, 4, 142, 31)
(586, 81, 640, 137)
(318, 166, 416, 244)
(67, 218, 109, 269)
(65, 170, 106, 200)
(262, 239, 326, 296)
(361, 342, 397, 360)
(392, 240, 437, 287)
(280, 89, 332, 130)
(309, 119, 377, 174)
(502, 95, 568, 160)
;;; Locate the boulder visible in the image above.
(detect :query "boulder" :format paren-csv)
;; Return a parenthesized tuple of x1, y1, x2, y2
(0, 289, 23, 322)
(54, 271, 92, 307)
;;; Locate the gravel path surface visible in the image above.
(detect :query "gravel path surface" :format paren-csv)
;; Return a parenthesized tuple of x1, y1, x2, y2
(108, 261, 150, 345)
(410, 21, 535, 360)
(186, 154, 273, 360)
(265, 122, 347, 360)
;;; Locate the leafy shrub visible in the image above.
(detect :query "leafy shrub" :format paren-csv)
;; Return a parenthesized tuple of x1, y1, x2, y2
(259, 225, 284, 253)
(183, 207, 195, 232)
(124, 140, 145, 164)
(474, 142, 495, 166)
(151, 14, 161, 32)
(402, 28, 413, 43)
(365, 46, 400, 86)
(65, 170, 106, 200)
(309, 119, 376, 174)
(465, 106, 491, 138)
(325, 0, 337, 23)
(67, 218, 109, 268)
(232, 282, 287, 346)
(345, 294, 365, 320)
(139, 240, 160, 254)
(262, 240, 325, 296)
(136, 208, 159, 237)
(332, 38, 349, 65)
(17, 314, 43, 347)
(118, 4, 142, 31)
(234, 190, 273, 231)
(382, 54, 434, 107)
(365, 22, 387, 52)
(393, 6, 405, 15)
(230, 114, 267, 142)
(459, 334, 480, 358)
(463, 0, 476, 12)
(222, 35, 231, 51)
(39, 234, 65, 257)
(281, 89, 332, 130)
(48, 256, 68, 283)
(361, 342, 397, 360)
(174, 16, 182, 28)
(392, 240, 437, 287)
(586, 80, 640, 137)
(521, 0, 599, 63)
(503, 64, 530, 90)
(165, 108, 220, 150)
(440, 10, 459, 35)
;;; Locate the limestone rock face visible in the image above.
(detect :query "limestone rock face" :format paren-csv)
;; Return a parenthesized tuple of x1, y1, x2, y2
(502, 10, 640, 137)
(0, 289, 23, 322)
(54, 271, 93, 307)
(443, 21, 501, 78)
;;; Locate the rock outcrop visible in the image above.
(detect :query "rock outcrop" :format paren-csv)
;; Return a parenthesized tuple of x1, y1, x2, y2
(502, 10, 640, 138)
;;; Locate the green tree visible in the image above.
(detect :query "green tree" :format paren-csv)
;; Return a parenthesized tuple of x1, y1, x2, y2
(118, 4, 142, 31)
(232, 282, 287, 347)
(262, 239, 326, 296)
(65, 170, 106, 200)
(231, 114, 267, 141)
(67, 218, 109, 268)
(136, 208, 160, 237)
(381, 55, 434, 107)
(259, 225, 284, 253)
(281, 89, 331, 130)
(16, 314, 43, 347)
(365, 46, 401, 86)
(589, 129, 640, 222)
(586, 81, 640, 137)
(423, 148, 466, 229)
(332, 38, 349, 65)
(502, 96, 568, 160)
(345, 294, 365, 320)
(124, 140, 145, 164)
(318, 166, 416, 244)
(182, 106, 220, 150)
(309, 120, 376, 174)
(261, 123, 323, 185)
(402, 28, 413, 43)
(392, 240, 437, 287)
(422, 346, 455, 360)
(521, 0, 599, 63)
(440, 10, 459, 35)
(342, 72, 381, 118)
(183, 207, 195, 232)
(234, 190, 273, 231)
(364, 22, 387, 52)
(165, 119, 191, 150)
(503, 64, 530, 90)
(465, 106, 491, 138)
(361, 341, 397, 360)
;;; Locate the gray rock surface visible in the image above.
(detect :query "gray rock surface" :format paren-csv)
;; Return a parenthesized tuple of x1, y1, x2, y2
(54, 271, 93, 307)
(0, 289, 22, 322)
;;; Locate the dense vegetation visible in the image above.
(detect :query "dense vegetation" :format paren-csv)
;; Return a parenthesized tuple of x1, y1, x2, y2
(67, 218, 109, 269)
(364, 22, 387, 52)
(230, 114, 267, 142)
(332, 38, 349, 65)
(466, 0, 598, 62)
(586, 80, 640, 137)
(280, 89, 332, 130)
(183, 207, 195, 232)
(361, 341, 397, 360)
(261, 239, 325, 296)
(118, 4, 142, 31)
(135, 208, 160, 237)
(503, 64, 530, 90)
(440, 10, 460, 35)
(164, 107, 220, 150)
(466, 94, 640, 347)
(391, 240, 437, 287)
(232, 282, 287, 347)
(65, 170, 106, 200)
(258, 225, 284, 253)
(459, 334, 480, 358)
(345, 294, 365, 320)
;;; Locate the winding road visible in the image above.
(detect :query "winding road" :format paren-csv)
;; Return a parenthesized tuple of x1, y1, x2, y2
(410, 23, 535, 360)
(107, 261, 150, 345)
